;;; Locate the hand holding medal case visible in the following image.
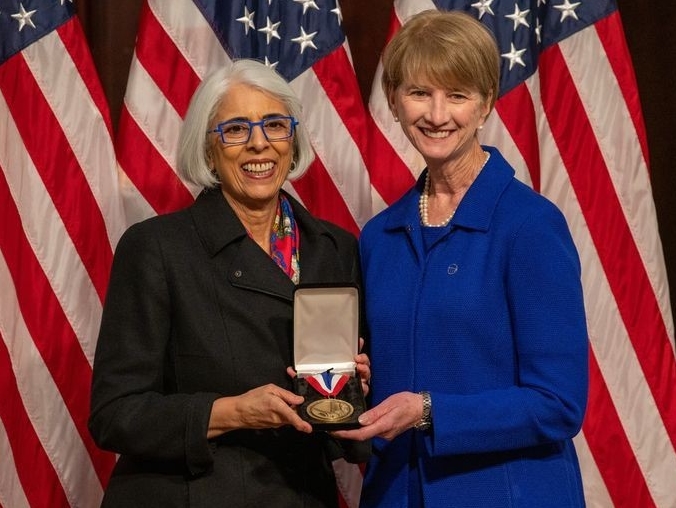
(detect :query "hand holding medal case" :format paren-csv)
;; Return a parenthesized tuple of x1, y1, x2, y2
(293, 284, 366, 430)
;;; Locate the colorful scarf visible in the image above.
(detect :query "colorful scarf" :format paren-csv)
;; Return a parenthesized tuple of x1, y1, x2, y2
(270, 194, 300, 284)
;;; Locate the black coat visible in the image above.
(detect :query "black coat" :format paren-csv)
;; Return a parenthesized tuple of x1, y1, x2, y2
(89, 188, 367, 507)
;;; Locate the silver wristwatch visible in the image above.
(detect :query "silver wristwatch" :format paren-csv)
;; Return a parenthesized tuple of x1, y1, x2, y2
(414, 391, 432, 431)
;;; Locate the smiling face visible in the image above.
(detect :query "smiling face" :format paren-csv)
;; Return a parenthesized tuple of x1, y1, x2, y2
(208, 82, 294, 211)
(390, 78, 490, 168)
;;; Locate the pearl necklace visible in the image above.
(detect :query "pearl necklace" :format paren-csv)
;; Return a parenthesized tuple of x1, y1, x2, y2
(419, 151, 490, 227)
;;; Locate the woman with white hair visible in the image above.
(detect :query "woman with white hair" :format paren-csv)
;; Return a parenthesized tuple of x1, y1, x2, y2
(89, 59, 370, 507)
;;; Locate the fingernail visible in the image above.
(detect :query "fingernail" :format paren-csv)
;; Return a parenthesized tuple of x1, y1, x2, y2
(358, 414, 369, 425)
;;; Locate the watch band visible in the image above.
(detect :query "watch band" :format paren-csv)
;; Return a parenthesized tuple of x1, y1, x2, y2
(414, 391, 432, 431)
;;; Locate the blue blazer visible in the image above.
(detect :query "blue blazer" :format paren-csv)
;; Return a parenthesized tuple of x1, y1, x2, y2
(359, 146, 588, 507)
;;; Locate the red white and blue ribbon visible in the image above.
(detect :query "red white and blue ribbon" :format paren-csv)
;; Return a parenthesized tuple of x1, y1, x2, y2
(306, 370, 349, 397)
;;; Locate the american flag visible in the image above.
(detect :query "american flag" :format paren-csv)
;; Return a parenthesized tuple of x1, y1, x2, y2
(0, 0, 122, 506)
(368, 1, 676, 507)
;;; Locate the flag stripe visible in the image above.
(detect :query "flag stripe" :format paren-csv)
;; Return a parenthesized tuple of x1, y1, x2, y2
(594, 15, 649, 165)
(56, 22, 115, 140)
(540, 42, 676, 446)
(0, 330, 69, 508)
(0, 51, 111, 301)
(540, 33, 673, 506)
(493, 84, 541, 192)
(1, 3, 124, 504)
(584, 352, 655, 508)
(116, 108, 195, 215)
(534, 82, 676, 507)
(53, 21, 125, 250)
(530, 76, 676, 502)
(135, 0, 201, 118)
(307, 45, 373, 230)
(567, 18, 674, 341)
(0, 165, 112, 490)
(0, 89, 104, 366)
(365, 114, 417, 207)
(149, 0, 231, 76)
(365, 13, 419, 207)
(572, 433, 614, 508)
(289, 48, 371, 234)
(290, 158, 360, 236)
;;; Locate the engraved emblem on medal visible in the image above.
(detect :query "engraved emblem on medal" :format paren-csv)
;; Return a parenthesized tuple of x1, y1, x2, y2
(304, 370, 354, 422)
(307, 398, 354, 422)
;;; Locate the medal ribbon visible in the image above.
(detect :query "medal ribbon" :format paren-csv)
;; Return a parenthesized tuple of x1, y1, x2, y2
(306, 370, 349, 397)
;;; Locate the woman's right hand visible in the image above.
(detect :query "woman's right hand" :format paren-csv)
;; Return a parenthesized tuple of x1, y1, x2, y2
(207, 384, 312, 438)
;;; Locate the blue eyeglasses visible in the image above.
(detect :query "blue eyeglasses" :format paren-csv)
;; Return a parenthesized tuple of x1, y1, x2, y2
(208, 116, 298, 145)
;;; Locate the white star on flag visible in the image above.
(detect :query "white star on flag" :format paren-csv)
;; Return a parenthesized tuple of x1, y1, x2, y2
(11, 3, 37, 31)
(506, 5, 530, 31)
(471, 0, 495, 19)
(259, 17, 281, 44)
(501, 42, 527, 70)
(291, 26, 317, 54)
(555, 0, 582, 22)
(236, 7, 255, 35)
(293, 0, 319, 15)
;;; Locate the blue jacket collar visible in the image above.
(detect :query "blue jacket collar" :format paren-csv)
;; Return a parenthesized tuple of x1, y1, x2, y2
(383, 145, 515, 233)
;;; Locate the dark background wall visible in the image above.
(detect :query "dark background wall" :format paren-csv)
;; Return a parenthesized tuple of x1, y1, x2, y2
(75, 0, 675, 317)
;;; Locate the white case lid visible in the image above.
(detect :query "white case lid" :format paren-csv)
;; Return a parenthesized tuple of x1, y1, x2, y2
(293, 285, 359, 376)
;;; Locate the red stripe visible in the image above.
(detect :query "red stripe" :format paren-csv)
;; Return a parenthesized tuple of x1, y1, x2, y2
(594, 13, 650, 168)
(366, 15, 416, 205)
(584, 352, 655, 507)
(387, 10, 403, 44)
(115, 106, 195, 215)
(365, 117, 416, 205)
(301, 47, 376, 229)
(0, 167, 116, 486)
(494, 83, 541, 192)
(292, 158, 360, 237)
(0, 332, 71, 508)
(540, 43, 676, 445)
(311, 46, 369, 156)
(0, 53, 113, 302)
(57, 19, 115, 138)
(135, 1, 201, 118)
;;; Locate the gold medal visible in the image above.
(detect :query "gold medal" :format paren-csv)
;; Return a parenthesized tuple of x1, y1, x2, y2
(306, 398, 354, 422)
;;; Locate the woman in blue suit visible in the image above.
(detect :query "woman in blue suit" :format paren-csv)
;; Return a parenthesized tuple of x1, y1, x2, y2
(335, 10, 588, 507)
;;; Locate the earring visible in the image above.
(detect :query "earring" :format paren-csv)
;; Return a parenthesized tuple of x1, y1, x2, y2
(289, 161, 297, 173)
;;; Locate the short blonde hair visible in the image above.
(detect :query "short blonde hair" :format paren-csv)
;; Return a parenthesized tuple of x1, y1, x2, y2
(178, 59, 315, 188)
(382, 10, 500, 112)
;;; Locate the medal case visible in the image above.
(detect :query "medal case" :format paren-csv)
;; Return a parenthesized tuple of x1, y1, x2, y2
(293, 284, 366, 430)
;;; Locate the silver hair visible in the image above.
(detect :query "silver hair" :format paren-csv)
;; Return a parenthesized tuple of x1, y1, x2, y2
(177, 59, 315, 188)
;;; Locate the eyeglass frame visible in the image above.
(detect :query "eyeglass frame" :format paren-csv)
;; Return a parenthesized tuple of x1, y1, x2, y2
(208, 115, 299, 145)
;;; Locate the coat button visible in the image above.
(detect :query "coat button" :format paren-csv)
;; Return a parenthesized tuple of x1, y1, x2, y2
(234, 270, 243, 277)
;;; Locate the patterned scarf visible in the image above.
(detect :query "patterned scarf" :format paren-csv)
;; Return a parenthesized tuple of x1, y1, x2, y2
(270, 194, 300, 284)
